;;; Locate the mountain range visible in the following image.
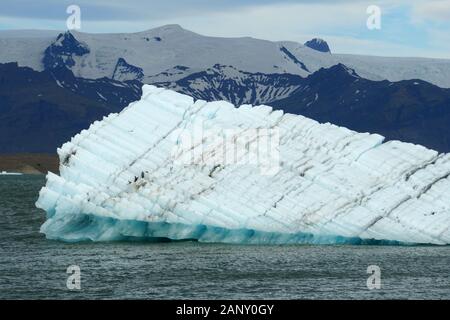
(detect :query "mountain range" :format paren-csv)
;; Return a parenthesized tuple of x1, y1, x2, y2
(1, 25, 450, 154)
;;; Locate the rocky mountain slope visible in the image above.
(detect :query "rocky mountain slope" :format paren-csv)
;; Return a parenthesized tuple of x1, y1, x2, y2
(1, 26, 450, 154)
(0, 62, 140, 153)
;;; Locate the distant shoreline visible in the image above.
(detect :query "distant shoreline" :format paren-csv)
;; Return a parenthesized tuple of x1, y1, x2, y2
(0, 154, 59, 175)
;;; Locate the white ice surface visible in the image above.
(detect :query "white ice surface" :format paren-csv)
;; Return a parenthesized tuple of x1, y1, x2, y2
(36, 85, 450, 244)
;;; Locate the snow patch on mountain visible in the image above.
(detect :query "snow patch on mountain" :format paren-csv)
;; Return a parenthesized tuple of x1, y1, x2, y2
(155, 64, 305, 105)
(281, 41, 450, 87)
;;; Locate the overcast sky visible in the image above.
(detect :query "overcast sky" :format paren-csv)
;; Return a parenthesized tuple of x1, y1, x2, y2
(0, 0, 449, 59)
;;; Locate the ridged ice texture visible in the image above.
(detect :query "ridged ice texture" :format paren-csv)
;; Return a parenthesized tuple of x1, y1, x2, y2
(36, 85, 450, 244)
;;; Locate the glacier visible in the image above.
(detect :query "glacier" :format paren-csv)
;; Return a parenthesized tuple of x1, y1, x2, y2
(3, 26, 450, 88)
(36, 85, 450, 245)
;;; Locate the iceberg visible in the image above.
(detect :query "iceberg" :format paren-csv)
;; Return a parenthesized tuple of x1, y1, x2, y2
(1, 171, 23, 175)
(36, 85, 450, 244)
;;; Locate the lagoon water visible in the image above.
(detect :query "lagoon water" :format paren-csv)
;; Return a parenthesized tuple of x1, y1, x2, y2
(0, 175, 449, 299)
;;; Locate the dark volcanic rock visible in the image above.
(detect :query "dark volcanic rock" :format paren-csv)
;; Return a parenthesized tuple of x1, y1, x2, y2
(271, 64, 450, 152)
(0, 62, 141, 153)
(43, 32, 90, 70)
(304, 38, 331, 53)
(112, 57, 144, 82)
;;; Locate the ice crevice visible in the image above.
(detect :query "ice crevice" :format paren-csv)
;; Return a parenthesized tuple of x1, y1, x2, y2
(36, 85, 450, 245)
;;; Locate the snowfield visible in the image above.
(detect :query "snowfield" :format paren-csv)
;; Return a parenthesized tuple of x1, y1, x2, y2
(36, 86, 450, 244)
(2, 25, 450, 87)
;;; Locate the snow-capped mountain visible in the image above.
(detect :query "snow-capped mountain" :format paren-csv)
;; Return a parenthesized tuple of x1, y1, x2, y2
(36, 86, 450, 245)
(279, 41, 450, 88)
(154, 64, 305, 105)
(151, 63, 450, 153)
(31, 26, 312, 81)
(2, 61, 450, 154)
(2, 25, 450, 87)
(270, 64, 450, 152)
(2, 25, 450, 155)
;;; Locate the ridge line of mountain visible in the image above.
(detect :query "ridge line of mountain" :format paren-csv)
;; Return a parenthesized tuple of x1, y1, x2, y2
(2, 61, 450, 154)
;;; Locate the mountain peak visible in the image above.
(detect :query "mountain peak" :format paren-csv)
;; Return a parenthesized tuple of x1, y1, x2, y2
(304, 38, 331, 53)
(307, 63, 360, 84)
(161, 24, 183, 30)
(55, 30, 75, 43)
(332, 63, 360, 77)
(142, 24, 186, 34)
(43, 31, 90, 70)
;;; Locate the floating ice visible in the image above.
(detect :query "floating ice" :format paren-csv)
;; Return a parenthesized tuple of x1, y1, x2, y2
(36, 85, 450, 244)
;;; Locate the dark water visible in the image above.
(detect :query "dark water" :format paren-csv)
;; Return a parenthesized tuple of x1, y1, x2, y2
(0, 175, 449, 299)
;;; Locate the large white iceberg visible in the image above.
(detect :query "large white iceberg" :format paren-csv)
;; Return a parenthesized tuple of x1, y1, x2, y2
(36, 85, 450, 244)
